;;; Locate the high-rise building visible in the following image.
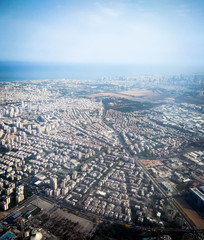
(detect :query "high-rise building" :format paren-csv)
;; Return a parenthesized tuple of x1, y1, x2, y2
(21, 101, 25, 110)
(16, 185, 24, 203)
(72, 171, 77, 180)
(0, 201, 9, 211)
(9, 107, 14, 118)
(50, 176, 57, 190)
(66, 175, 70, 182)
(60, 179, 66, 188)
(189, 187, 204, 212)
(61, 187, 68, 196)
(54, 188, 61, 197)
(45, 188, 53, 196)
(77, 152, 82, 160)
(81, 164, 88, 172)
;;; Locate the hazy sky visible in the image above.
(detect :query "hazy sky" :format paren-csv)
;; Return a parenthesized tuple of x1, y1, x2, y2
(0, 0, 204, 66)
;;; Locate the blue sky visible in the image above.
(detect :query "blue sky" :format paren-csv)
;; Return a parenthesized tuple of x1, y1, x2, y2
(0, 0, 204, 66)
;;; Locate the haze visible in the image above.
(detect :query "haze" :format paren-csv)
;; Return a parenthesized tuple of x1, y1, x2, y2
(0, 0, 204, 68)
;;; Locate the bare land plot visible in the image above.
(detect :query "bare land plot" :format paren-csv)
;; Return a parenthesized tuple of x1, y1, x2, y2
(51, 208, 94, 233)
(174, 197, 204, 230)
(87, 89, 157, 100)
(31, 197, 53, 211)
(87, 92, 144, 101)
(85, 89, 171, 103)
(140, 160, 162, 168)
(120, 89, 156, 96)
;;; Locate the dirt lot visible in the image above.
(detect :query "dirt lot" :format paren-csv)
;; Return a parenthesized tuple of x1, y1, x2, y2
(174, 197, 204, 230)
(140, 160, 162, 168)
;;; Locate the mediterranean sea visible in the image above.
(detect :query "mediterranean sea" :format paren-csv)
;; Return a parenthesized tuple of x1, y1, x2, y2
(0, 61, 202, 82)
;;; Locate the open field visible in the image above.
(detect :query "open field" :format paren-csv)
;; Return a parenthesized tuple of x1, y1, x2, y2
(174, 197, 204, 230)
(86, 92, 145, 101)
(85, 89, 175, 104)
(86, 89, 159, 102)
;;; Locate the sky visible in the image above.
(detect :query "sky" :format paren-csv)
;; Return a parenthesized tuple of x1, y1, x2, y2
(0, 0, 204, 67)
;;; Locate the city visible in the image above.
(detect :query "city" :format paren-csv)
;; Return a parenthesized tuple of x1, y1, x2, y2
(0, 75, 203, 240)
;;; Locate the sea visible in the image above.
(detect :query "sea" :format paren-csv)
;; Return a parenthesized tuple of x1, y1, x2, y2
(0, 61, 202, 82)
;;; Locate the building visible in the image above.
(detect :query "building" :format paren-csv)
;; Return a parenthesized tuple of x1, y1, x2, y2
(81, 164, 88, 172)
(30, 230, 43, 240)
(60, 179, 66, 188)
(54, 188, 61, 197)
(0, 201, 9, 211)
(16, 185, 24, 203)
(61, 187, 68, 196)
(45, 188, 53, 197)
(72, 171, 77, 180)
(16, 194, 24, 203)
(5, 187, 13, 196)
(50, 176, 57, 190)
(189, 187, 204, 212)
